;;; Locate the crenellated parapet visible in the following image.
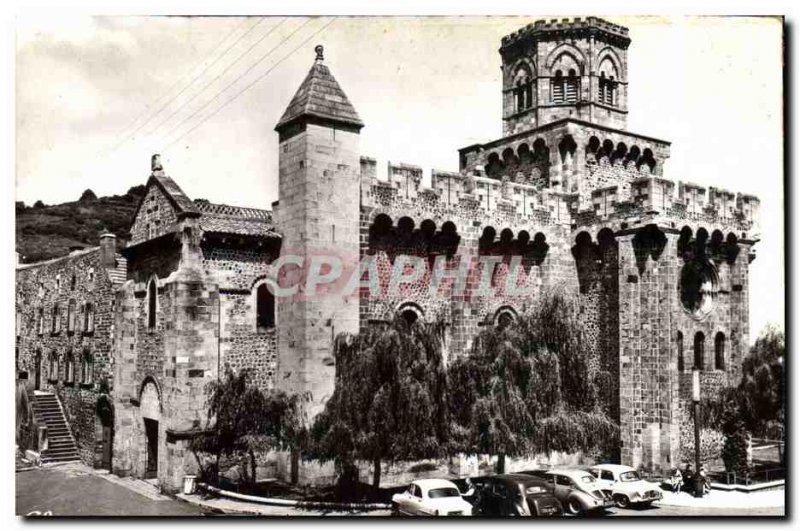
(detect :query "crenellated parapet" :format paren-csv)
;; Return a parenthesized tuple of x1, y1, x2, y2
(579, 176, 760, 240)
(458, 118, 671, 202)
(501, 17, 630, 50)
(360, 158, 578, 232)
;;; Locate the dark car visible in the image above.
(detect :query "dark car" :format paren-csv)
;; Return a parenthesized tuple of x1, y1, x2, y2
(468, 474, 563, 517)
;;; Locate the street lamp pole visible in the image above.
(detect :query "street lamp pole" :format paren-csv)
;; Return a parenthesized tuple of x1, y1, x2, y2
(692, 367, 703, 497)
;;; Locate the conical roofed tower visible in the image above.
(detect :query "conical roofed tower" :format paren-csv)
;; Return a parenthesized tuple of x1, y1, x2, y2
(273, 45, 362, 425)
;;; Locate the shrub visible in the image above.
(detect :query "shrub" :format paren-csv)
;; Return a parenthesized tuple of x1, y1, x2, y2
(407, 462, 439, 473)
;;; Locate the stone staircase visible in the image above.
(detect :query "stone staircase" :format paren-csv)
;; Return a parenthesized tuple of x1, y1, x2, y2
(32, 392, 80, 464)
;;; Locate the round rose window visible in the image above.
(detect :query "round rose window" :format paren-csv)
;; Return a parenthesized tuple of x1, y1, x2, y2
(680, 259, 719, 319)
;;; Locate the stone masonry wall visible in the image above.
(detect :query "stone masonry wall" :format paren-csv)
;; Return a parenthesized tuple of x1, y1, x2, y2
(129, 184, 179, 246)
(16, 248, 117, 466)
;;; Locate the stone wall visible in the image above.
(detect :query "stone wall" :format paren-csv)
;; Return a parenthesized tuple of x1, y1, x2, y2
(275, 122, 362, 421)
(15, 247, 118, 466)
(129, 184, 179, 246)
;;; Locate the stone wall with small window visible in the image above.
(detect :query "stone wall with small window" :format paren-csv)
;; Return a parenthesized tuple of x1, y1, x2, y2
(15, 247, 118, 466)
(201, 240, 279, 393)
(129, 184, 179, 246)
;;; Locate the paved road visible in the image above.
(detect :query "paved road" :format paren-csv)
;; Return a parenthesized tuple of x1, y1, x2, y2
(608, 504, 784, 517)
(16, 467, 206, 517)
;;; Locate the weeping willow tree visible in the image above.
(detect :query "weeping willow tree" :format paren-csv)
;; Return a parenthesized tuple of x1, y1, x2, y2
(448, 288, 618, 471)
(309, 317, 450, 492)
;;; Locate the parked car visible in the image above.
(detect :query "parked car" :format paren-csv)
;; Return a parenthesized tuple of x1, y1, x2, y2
(588, 464, 663, 508)
(468, 474, 563, 517)
(391, 479, 473, 516)
(538, 469, 614, 515)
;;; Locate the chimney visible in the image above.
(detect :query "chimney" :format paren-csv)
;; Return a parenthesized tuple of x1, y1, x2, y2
(99, 233, 117, 268)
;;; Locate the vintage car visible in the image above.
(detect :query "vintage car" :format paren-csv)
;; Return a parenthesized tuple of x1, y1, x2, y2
(391, 479, 473, 516)
(589, 464, 664, 508)
(468, 474, 563, 517)
(538, 469, 614, 515)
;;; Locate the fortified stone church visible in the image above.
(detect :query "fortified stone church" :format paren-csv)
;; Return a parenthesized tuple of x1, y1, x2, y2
(16, 17, 760, 492)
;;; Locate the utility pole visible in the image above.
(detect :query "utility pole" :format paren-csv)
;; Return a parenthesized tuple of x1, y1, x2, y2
(692, 367, 703, 497)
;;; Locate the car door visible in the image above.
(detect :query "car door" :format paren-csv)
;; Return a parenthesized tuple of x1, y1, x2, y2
(494, 481, 515, 516)
(596, 469, 616, 492)
(552, 475, 572, 504)
(413, 484, 429, 515)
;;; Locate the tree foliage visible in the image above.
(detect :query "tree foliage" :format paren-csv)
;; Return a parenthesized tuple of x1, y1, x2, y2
(739, 325, 784, 439)
(191, 368, 305, 486)
(309, 318, 449, 490)
(79, 189, 98, 202)
(448, 288, 618, 464)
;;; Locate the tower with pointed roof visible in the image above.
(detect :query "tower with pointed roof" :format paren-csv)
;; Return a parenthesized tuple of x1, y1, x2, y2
(274, 45, 364, 419)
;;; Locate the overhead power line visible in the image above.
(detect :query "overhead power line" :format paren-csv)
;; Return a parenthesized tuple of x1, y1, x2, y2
(102, 17, 266, 156)
(162, 18, 330, 150)
(101, 18, 248, 152)
(144, 17, 288, 140)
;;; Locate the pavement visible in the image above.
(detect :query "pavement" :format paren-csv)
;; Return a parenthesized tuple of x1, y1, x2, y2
(16, 462, 205, 517)
(15, 460, 786, 518)
(655, 488, 785, 510)
(176, 492, 391, 517)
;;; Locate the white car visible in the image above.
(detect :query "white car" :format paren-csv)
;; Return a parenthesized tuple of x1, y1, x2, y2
(589, 464, 664, 508)
(391, 479, 473, 516)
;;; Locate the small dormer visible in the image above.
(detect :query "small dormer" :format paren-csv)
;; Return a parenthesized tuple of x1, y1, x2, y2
(127, 154, 200, 246)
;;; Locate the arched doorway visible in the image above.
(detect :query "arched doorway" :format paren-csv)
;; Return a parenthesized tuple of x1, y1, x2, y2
(96, 396, 114, 470)
(34, 350, 42, 390)
(140, 380, 161, 479)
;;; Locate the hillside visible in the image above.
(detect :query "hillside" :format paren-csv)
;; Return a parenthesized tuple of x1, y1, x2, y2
(15, 186, 146, 264)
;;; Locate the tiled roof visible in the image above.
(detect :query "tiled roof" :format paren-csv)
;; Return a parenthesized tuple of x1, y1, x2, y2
(275, 57, 364, 131)
(151, 174, 200, 216)
(194, 200, 280, 238)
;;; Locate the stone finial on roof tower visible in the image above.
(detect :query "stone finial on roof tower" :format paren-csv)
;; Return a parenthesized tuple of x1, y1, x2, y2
(274, 44, 364, 135)
(151, 154, 164, 176)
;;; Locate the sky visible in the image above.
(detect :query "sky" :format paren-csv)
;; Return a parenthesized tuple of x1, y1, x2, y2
(14, 15, 784, 339)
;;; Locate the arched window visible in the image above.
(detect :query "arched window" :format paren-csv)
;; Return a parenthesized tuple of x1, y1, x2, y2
(70, 274, 76, 291)
(566, 69, 579, 103)
(49, 352, 58, 381)
(67, 299, 76, 333)
(256, 282, 275, 331)
(677, 331, 684, 373)
(147, 277, 157, 329)
(51, 304, 60, 333)
(397, 303, 423, 327)
(513, 65, 533, 112)
(494, 307, 517, 331)
(552, 70, 564, 103)
(694, 332, 705, 370)
(83, 302, 95, 333)
(65, 351, 75, 384)
(715, 332, 726, 371)
(81, 351, 93, 384)
(37, 308, 44, 335)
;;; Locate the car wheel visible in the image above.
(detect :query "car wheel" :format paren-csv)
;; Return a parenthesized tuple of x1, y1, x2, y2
(434, 510, 439, 517)
(567, 499, 585, 516)
(614, 494, 630, 509)
(390, 502, 399, 516)
(641, 501, 653, 509)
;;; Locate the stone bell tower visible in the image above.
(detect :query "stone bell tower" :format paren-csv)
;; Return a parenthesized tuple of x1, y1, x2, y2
(273, 45, 364, 419)
(500, 17, 631, 135)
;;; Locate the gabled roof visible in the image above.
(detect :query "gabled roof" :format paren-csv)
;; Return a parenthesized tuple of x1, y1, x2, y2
(194, 200, 280, 239)
(275, 49, 364, 132)
(128, 172, 200, 236)
(148, 174, 200, 217)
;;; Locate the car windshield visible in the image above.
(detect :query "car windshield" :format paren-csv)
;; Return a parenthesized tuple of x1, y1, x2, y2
(619, 471, 641, 482)
(525, 485, 547, 495)
(428, 487, 461, 499)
